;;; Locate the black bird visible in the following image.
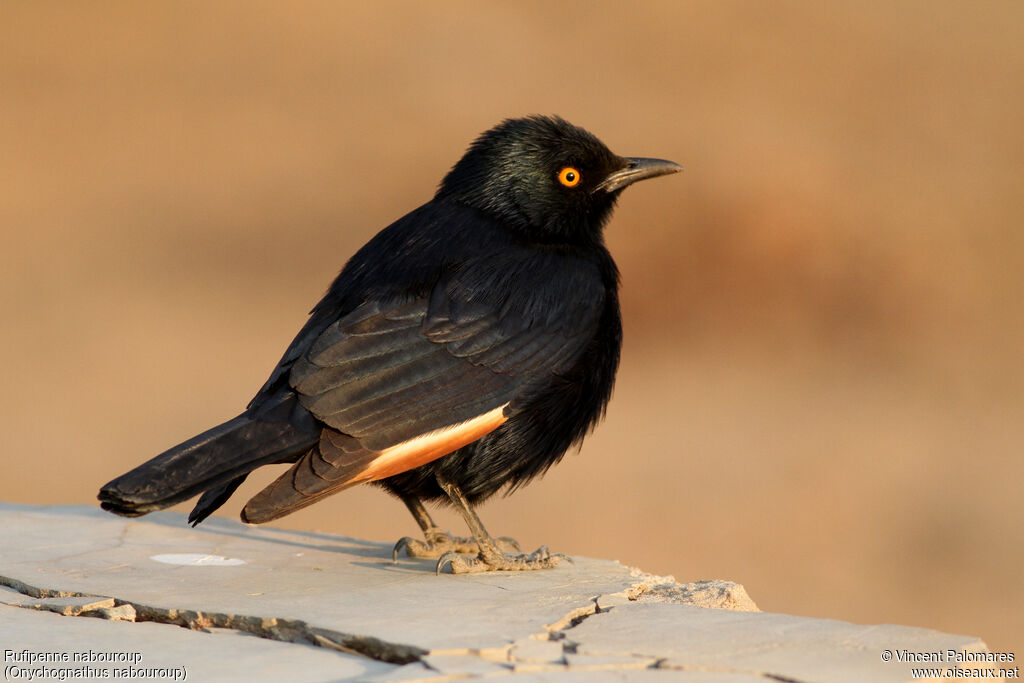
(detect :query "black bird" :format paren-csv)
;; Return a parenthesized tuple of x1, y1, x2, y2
(99, 116, 681, 573)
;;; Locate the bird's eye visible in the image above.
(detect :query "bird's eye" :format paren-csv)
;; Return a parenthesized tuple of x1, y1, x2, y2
(558, 167, 581, 188)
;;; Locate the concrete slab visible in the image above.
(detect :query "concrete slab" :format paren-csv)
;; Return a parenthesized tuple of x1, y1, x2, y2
(0, 503, 648, 654)
(567, 602, 989, 683)
(0, 502, 994, 682)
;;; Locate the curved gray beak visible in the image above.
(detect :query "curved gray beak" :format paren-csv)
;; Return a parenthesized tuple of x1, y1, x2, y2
(594, 157, 683, 194)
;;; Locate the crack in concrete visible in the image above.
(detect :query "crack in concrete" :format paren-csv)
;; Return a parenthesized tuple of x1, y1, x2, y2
(2, 572, 793, 681)
(525, 585, 811, 683)
(0, 572, 677, 678)
(0, 574, 95, 600)
(0, 573, 424, 665)
(443, 587, 665, 676)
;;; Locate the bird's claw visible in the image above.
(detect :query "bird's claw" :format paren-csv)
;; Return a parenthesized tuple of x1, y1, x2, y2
(435, 545, 567, 574)
(436, 551, 462, 575)
(393, 527, 540, 572)
(392, 536, 416, 562)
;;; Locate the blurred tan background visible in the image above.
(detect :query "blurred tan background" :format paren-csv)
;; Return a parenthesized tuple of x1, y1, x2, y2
(2, 1, 1021, 653)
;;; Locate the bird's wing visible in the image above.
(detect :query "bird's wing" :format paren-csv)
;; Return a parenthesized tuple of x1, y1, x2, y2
(241, 251, 605, 522)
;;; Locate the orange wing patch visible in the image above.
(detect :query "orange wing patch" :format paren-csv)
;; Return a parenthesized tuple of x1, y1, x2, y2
(355, 405, 508, 483)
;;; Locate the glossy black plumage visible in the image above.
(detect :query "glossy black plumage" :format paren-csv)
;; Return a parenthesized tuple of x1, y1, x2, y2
(98, 116, 680, 568)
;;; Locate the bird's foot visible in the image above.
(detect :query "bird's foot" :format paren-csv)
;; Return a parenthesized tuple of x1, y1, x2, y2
(392, 530, 520, 560)
(435, 545, 570, 574)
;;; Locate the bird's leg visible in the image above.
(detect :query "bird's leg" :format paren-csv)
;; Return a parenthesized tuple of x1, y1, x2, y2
(392, 494, 519, 560)
(433, 475, 566, 574)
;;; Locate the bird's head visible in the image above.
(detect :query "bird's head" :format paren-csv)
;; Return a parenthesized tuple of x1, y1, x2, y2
(437, 116, 681, 245)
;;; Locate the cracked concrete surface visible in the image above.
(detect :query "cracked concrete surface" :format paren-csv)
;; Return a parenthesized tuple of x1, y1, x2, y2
(0, 503, 989, 682)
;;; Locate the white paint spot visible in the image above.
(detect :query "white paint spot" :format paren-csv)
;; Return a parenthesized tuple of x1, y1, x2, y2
(150, 553, 246, 566)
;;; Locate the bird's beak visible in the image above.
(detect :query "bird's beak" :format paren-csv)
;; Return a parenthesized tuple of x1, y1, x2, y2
(594, 157, 683, 194)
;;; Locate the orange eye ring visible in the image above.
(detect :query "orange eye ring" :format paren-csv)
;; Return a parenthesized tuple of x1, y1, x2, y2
(558, 167, 581, 187)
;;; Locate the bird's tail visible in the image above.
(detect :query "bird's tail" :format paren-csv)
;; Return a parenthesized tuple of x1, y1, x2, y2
(98, 394, 318, 521)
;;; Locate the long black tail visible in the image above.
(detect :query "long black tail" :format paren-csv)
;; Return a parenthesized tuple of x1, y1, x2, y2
(98, 395, 318, 522)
